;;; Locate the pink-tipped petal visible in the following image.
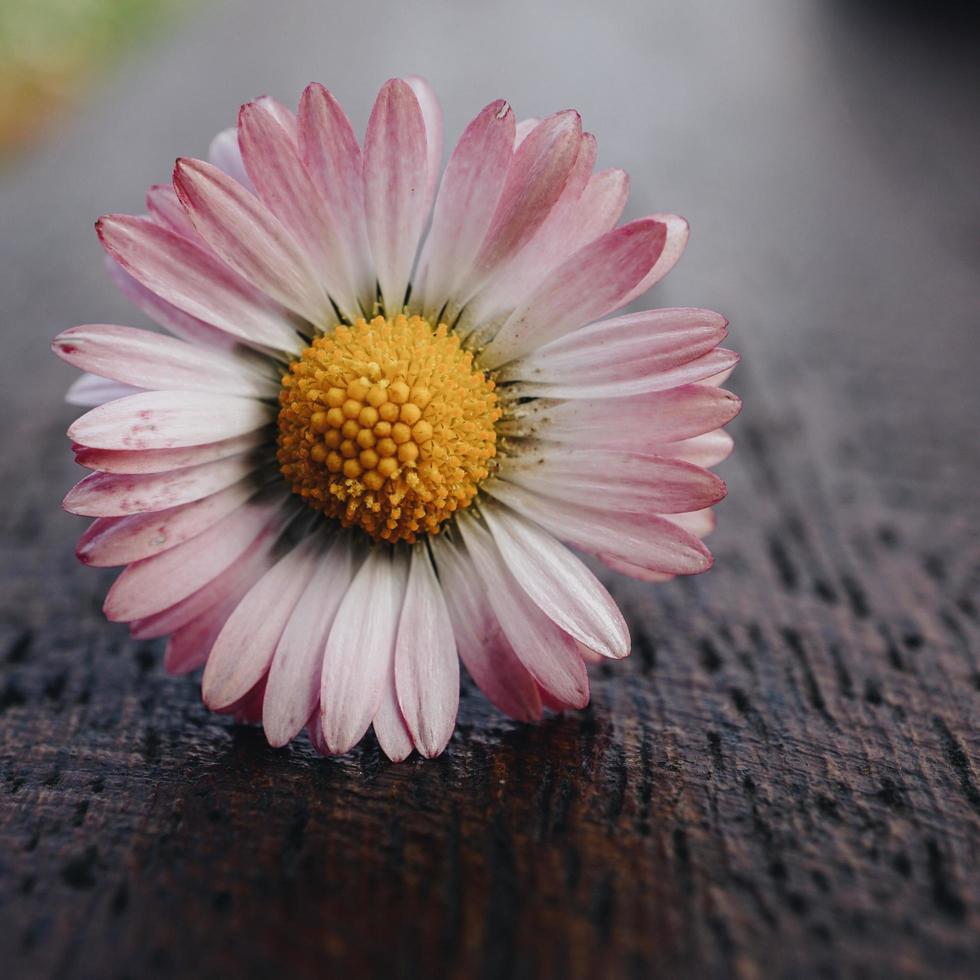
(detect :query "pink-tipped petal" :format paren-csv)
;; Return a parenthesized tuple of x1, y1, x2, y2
(98, 214, 302, 353)
(104, 496, 281, 622)
(394, 546, 459, 758)
(482, 133, 597, 303)
(501, 307, 728, 397)
(363, 79, 429, 315)
(239, 99, 360, 321)
(458, 515, 589, 708)
(146, 183, 200, 240)
(431, 536, 542, 722)
(597, 555, 676, 583)
(618, 212, 689, 305)
(505, 384, 742, 448)
(73, 432, 265, 474)
(68, 390, 274, 451)
(128, 528, 278, 639)
(298, 83, 374, 310)
(514, 118, 540, 147)
(482, 503, 630, 660)
(484, 480, 713, 577)
(666, 508, 717, 539)
(481, 217, 667, 368)
(76, 480, 256, 566)
(650, 430, 735, 468)
(63, 453, 260, 517)
(173, 157, 332, 327)
(262, 535, 355, 748)
(458, 111, 582, 303)
(53, 324, 276, 398)
(415, 99, 515, 319)
(320, 548, 408, 755)
(254, 95, 298, 138)
(498, 449, 726, 516)
(201, 534, 318, 711)
(163, 585, 249, 676)
(105, 258, 239, 352)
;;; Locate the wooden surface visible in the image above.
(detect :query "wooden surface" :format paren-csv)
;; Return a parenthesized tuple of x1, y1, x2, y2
(1, 1, 978, 977)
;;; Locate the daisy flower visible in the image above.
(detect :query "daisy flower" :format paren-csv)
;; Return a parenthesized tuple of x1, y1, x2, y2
(54, 77, 740, 760)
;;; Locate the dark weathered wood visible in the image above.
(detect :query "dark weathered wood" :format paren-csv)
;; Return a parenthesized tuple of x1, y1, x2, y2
(1, 2, 978, 978)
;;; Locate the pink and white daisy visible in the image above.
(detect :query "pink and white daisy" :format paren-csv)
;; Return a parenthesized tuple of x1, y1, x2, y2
(54, 78, 739, 760)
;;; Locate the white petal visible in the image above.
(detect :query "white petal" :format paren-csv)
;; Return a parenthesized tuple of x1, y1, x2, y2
(482, 502, 630, 659)
(319, 548, 408, 754)
(262, 534, 356, 747)
(457, 515, 589, 707)
(394, 545, 459, 757)
(201, 532, 319, 711)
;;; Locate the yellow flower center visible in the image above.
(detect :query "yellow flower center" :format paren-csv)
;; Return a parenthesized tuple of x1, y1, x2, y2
(277, 315, 500, 543)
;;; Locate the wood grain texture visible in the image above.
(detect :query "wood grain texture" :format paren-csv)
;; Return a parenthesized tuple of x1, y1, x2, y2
(1, 1, 978, 978)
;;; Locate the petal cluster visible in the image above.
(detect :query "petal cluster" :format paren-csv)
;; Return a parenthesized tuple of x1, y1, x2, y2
(54, 77, 740, 760)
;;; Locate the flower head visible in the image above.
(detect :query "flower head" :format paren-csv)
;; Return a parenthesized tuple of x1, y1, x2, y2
(54, 77, 740, 760)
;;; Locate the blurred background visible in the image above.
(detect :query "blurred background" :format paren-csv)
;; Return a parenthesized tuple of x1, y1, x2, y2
(1, 2, 979, 978)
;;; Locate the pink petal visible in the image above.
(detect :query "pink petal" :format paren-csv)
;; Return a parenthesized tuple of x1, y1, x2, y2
(514, 118, 539, 146)
(394, 546, 459, 758)
(414, 99, 514, 320)
(128, 528, 277, 639)
(53, 324, 276, 398)
(667, 508, 717, 539)
(66, 374, 141, 407)
(262, 535, 355, 748)
(173, 157, 332, 327)
(457, 111, 582, 305)
(68, 389, 275, 450)
(98, 214, 302, 353)
(239, 99, 361, 321)
(208, 127, 254, 190)
(64, 452, 260, 517)
(253, 95, 298, 138)
(597, 555, 675, 583)
(74, 432, 265, 474)
(618, 212, 689, 305)
(163, 587, 246, 676)
(649, 430, 735, 468)
(104, 496, 280, 622)
(320, 549, 408, 755)
(430, 536, 542, 722)
(146, 184, 199, 240)
(201, 533, 318, 711)
(501, 307, 728, 397)
(106, 258, 239, 352)
(363, 79, 429, 315)
(403, 76, 443, 215)
(504, 384, 742, 447)
(482, 503, 630, 659)
(297, 83, 374, 311)
(76, 480, 257, 566)
(458, 515, 589, 708)
(476, 166, 629, 325)
(498, 449, 726, 515)
(484, 479, 712, 577)
(473, 133, 598, 316)
(481, 217, 668, 368)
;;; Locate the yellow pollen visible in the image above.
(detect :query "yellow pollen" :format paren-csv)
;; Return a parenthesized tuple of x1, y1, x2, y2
(277, 314, 500, 543)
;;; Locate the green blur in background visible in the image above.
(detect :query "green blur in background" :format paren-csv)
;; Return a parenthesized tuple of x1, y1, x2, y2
(0, 0, 191, 155)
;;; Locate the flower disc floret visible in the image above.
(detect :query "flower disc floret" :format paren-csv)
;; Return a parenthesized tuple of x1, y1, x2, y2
(277, 315, 500, 542)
